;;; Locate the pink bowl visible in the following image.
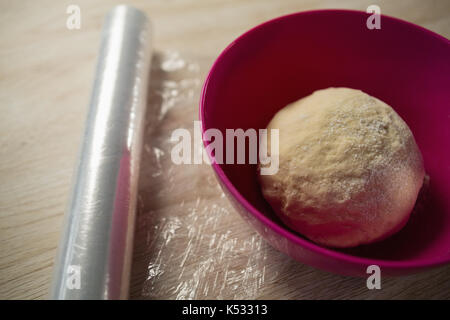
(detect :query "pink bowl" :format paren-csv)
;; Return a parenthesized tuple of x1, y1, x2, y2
(200, 10, 450, 276)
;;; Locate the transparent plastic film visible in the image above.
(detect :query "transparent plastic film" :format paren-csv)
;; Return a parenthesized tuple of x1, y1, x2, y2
(129, 51, 294, 299)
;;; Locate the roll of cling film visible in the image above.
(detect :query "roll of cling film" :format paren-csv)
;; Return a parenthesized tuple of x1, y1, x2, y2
(51, 6, 152, 299)
(52, 5, 288, 299)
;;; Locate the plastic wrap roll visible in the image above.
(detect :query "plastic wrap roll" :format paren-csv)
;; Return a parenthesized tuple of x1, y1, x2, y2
(51, 5, 152, 299)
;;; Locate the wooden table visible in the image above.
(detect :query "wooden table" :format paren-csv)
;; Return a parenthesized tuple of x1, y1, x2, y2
(1, 0, 449, 300)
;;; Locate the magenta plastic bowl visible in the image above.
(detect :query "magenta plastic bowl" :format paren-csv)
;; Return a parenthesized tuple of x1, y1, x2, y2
(200, 10, 450, 276)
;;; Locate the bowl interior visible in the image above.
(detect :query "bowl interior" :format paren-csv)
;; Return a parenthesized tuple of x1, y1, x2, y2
(201, 10, 450, 264)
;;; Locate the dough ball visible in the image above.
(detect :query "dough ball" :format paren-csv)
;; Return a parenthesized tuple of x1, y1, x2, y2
(259, 88, 425, 248)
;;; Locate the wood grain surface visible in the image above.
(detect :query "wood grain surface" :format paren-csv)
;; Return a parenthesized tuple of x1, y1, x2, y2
(0, 0, 449, 300)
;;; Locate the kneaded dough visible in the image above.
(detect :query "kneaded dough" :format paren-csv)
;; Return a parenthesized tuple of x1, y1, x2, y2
(259, 87, 425, 248)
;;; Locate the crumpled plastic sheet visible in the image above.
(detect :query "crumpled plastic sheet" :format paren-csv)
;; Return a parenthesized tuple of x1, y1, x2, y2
(130, 51, 292, 299)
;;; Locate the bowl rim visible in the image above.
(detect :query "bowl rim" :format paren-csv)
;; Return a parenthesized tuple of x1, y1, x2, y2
(199, 9, 450, 270)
